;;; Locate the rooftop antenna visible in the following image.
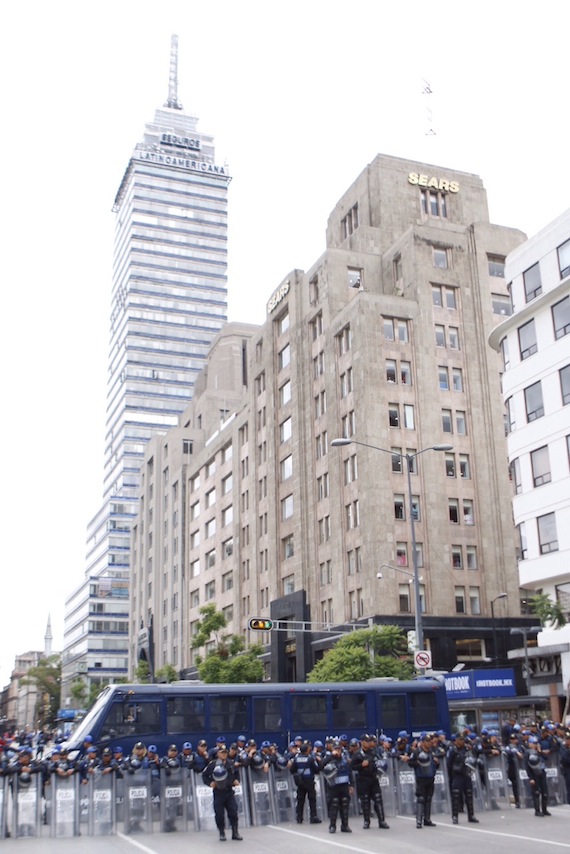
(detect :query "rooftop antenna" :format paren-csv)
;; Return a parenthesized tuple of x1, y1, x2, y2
(165, 34, 183, 110)
(421, 78, 436, 136)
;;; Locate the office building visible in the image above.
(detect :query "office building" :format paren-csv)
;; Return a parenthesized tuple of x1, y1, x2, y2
(489, 208, 570, 710)
(61, 37, 229, 702)
(132, 153, 537, 685)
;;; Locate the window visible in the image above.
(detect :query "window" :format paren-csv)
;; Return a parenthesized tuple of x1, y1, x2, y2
(386, 359, 397, 382)
(348, 266, 363, 288)
(341, 204, 359, 238)
(283, 575, 295, 596)
(205, 580, 216, 601)
(411, 496, 420, 521)
(190, 530, 200, 549)
(466, 546, 478, 570)
(538, 512, 558, 554)
(280, 417, 292, 443)
(313, 351, 325, 378)
(552, 296, 570, 339)
(452, 545, 463, 569)
(190, 501, 200, 520)
(455, 586, 466, 614)
(463, 499, 474, 525)
(448, 327, 460, 350)
(525, 381, 544, 421)
(309, 275, 319, 305)
(281, 454, 293, 481)
(445, 453, 455, 477)
(310, 313, 324, 340)
(491, 293, 513, 316)
(396, 542, 408, 566)
(501, 337, 510, 371)
(531, 445, 551, 487)
(315, 431, 328, 459)
(206, 549, 216, 568)
(340, 368, 353, 397)
(278, 312, 290, 335)
(391, 447, 402, 473)
(442, 409, 452, 433)
(344, 454, 358, 484)
(281, 494, 293, 520)
(317, 472, 330, 499)
(222, 505, 233, 527)
(383, 317, 408, 342)
(445, 287, 457, 309)
(488, 255, 506, 278)
(190, 559, 200, 578)
(278, 344, 290, 370)
(341, 410, 356, 438)
(255, 372, 266, 395)
(421, 189, 448, 218)
(315, 390, 327, 418)
(432, 285, 443, 307)
(401, 362, 412, 384)
(389, 404, 400, 427)
(469, 587, 481, 615)
(190, 474, 200, 492)
(394, 494, 405, 520)
(433, 247, 449, 269)
(346, 500, 360, 529)
(558, 238, 570, 278)
(452, 368, 463, 392)
(438, 366, 449, 390)
(561, 365, 570, 405)
(394, 255, 403, 284)
(459, 454, 470, 479)
(280, 380, 291, 406)
(403, 404, 415, 429)
(399, 584, 411, 612)
(511, 457, 522, 494)
(448, 498, 459, 524)
(205, 518, 216, 538)
(222, 473, 233, 495)
(222, 572, 233, 592)
(337, 325, 352, 355)
(206, 460, 216, 478)
(523, 262, 542, 302)
(283, 534, 294, 559)
(223, 538, 234, 558)
(190, 589, 199, 608)
(505, 397, 515, 434)
(518, 319, 537, 360)
(518, 522, 528, 560)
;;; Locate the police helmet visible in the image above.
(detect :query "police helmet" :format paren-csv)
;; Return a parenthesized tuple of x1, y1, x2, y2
(251, 752, 265, 769)
(183, 742, 192, 750)
(323, 762, 337, 782)
(114, 746, 123, 754)
(349, 738, 359, 747)
(528, 752, 540, 767)
(261, 740, 271, 748)
(148, 745, 158, 753)
(212, 764, 228, 782)
(339, 734, 348, 741)
(276, 755, 288, 769)
(398, 730, 409, 739)
(237, 735, 246, 743)
(102, 748, 112, 756)
(418, 751, 431, 767)
(314, 740, 324, 748)
(134, 742, 145, 750)
(129, 758, 141, 770)
(168, 744, 178, 752)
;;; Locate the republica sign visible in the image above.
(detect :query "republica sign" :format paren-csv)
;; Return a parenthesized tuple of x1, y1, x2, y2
(408, 172, 459, 193)
(267, 280, 290, 314)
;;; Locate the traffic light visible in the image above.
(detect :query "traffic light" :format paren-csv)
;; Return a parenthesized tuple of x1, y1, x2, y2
(248, 618, 274, 631)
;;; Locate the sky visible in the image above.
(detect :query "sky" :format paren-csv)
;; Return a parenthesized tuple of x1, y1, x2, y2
(1, 0, 568, 688)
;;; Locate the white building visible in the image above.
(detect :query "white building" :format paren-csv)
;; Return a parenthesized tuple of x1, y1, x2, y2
(489, 209, 570, 716)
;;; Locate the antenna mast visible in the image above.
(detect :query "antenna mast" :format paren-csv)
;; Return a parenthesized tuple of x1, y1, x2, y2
(165, 34, 183, 110)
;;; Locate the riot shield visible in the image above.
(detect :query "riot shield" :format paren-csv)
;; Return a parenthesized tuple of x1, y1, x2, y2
(191, 775, 217, 832)
(395, 766, 416, 816)
(378, 762, 397, 818)
(270, 764, 296, 824)
(160, 767, 187, 833)
(0, 775, 8, 839)
(115, 772, 125, 825)
(49, 773, 79, 837)
(124, 768, 152, 834)
(246, 766, 276, 826)
(13, 772, 42, 838)
(482, 754, 510, 811)
(89, 770, 116, 835)
(466, 758, 485, 815)
(314, 774, 328, 821)
(544, 755, 563, 807)
(517, 759, 534, 809)
(431, 764, 451, 816)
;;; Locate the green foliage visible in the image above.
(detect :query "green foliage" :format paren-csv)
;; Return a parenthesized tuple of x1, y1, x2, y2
(528, 593, 567, 628)
(192, 604, 264, 683)
(134, 659, 151, 683)
(20, 655, 61, 726)
(307, 626, 414, 683)
(70, 678, 88, 706)
(155, 664, 179, 683)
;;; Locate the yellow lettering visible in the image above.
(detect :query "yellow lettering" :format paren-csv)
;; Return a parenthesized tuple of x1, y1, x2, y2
(439, 179, 450, 192)
(427, 177, 439, 189)
(449, 181, 459, 193)
(418, 174, 428, 187)
(408, 172, 419, 185)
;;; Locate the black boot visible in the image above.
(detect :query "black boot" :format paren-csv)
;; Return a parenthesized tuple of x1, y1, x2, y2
(466, 789, 479, 823)
(361, 795, 371, 829)
(340, 796, 351, 833)
(452, 790, 460, 824)
(541, 794, 551, 816)
(416, 797, 425, 829)
(374, 795, 390, 829)
(328, 796, 339, 833)
(219, 829, 226, 841)
(424, 797, 436, 827)
(231, 824, 243, 840)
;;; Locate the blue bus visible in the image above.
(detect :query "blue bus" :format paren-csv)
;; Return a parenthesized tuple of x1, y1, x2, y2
(63, 678, 449, 758)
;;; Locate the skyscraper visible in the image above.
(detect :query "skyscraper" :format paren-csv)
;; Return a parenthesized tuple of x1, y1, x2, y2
(62, 36, 229, 701)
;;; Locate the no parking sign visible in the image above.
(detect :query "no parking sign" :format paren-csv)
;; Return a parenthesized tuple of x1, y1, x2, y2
(414, 650, 432, 670)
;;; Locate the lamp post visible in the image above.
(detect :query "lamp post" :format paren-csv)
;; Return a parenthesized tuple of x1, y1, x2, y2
(331, 438, 452, 653)
(509, 626, 541, 696)
(490, 593, 508, 664)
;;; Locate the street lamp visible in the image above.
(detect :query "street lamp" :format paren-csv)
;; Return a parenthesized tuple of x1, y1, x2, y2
(330, 438, 452, 653)
(490, 593, 508, 664)
(509, 626, 541, 696)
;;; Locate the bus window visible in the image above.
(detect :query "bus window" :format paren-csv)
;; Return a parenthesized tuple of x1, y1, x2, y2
(99, 701, 161, 741)
(331, 693, 367, 730)
(410, 691, 438, 729)
(253, 697, 282, 733)
(291, 695, 327, 732)
(378, 694, 406, 730)
(166, 697, 205, 734)
(210, 696, 247, 733)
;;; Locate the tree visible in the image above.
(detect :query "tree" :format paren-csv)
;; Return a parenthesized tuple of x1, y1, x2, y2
(528, 593, 567, 628)
(70, 678, 88, 707)
(20, 655, 62, 727)
(192, 604, 264, 683)
(155, 664, 179, 683)
(307, 626, 414, 683)
(134, 659, 151, 683)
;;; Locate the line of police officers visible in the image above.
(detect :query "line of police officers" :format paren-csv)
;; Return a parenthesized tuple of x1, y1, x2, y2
(1, 721, 569, 839)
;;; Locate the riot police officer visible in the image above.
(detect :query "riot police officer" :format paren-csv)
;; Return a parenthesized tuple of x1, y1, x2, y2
(525, 739, 550, 817)
(350, 734, 389, 830)
(409, 733, 439, 828)
(504, 733, 523, 808)
(288, 740, 321, 824)
(321, 740, 353, 834)
(202, 746, 243, 841)
(448, 733, 479, 824)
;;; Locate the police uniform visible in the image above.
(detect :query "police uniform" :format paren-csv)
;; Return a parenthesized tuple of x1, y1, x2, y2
(525, 743, 550, 817)
(350, 734, 389, 830)
(448, 735, 479, 824)
(408, 736, 439, 828)
(288, 742, 322, 824)
(321, 742, 353, 834)
(202, 747, 243, 841)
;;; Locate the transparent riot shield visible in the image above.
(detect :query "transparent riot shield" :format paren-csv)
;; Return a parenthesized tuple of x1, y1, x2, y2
(89, 770, 116, 836)
(544, 756, 563, 807)
(0, 775, 8, 839)
(124, 768, 152, 834)
(246, 766, 276, 826)
(50, 773, 79, 837)
(191, 776, 217, 832)
(160, 767, 187, 833)
(378, 762, 397, 818)
(483, 754, 510, 811)
(516, 759, 533, 809)
(466, 758, 485, 815)
(13, 772, 42, 838)
(314, 773, 328, 821)
(431, 763, 451, 816)
(270, 764, 296, 824)
(395, 766, 416, 816)
(115, 772, 125, 825)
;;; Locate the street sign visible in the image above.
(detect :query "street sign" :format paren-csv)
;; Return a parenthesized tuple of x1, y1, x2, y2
(414, 650, 432, 670)
(248, 618, 274, 631)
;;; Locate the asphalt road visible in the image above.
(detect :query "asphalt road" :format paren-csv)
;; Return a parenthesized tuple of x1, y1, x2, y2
(3, 807, 569, 854)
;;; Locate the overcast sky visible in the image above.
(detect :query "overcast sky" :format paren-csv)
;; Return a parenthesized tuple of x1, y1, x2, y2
(1, 0, 568, 689)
